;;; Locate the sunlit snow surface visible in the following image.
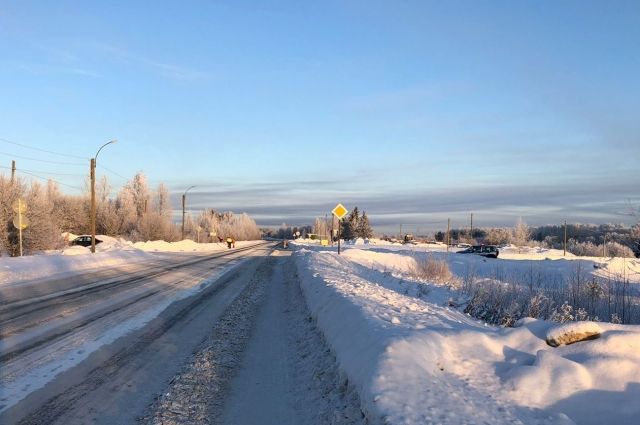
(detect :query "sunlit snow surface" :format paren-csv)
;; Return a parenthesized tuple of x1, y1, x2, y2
(293, 241, 640, 425)
(0, 237, 253, 412)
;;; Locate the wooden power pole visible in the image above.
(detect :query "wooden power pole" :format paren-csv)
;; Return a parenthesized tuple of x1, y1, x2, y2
(447, 218, 451, 253)
(11, 160, 16, 183)
(90, 158, 97, 253)
(564, 220, 567, 257)
(182, 193, 186, 240)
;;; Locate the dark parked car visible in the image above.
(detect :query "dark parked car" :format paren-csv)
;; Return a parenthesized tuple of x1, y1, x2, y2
(457, 245, 499, 258)
(70, 235, 102, 247)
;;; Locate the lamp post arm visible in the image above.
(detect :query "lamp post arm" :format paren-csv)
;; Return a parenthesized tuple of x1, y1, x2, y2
(95, 140, 117, 162)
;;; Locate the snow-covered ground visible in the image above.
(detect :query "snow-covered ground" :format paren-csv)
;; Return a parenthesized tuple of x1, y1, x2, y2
(0, 235, 255, 286)
(292, 240, 640, 425)
(0, 237, 266, 416)
(298, 238, 640, 284)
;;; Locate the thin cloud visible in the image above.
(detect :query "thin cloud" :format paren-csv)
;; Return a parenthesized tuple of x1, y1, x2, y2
(90, 42, 211, 81)
(15, 63, 102, 78)
(173, 177, 639, 230)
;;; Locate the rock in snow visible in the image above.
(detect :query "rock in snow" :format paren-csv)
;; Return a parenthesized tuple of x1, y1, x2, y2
(546, 321, 602, 347)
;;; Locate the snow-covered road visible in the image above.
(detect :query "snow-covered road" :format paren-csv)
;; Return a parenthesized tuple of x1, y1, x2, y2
(0, 242, 273, 423)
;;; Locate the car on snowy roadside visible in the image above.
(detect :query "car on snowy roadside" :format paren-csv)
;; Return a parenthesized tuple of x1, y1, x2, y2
(70, 235, 102, 247)
(457, 245, 499, 258)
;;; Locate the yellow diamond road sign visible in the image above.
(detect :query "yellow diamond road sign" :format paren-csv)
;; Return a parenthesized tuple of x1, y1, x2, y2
(332, 203, 348, 219)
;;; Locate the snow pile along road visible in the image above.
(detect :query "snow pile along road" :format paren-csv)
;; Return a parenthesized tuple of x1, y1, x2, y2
(294, 247, 640, 425)
(0, 236, 257, 286)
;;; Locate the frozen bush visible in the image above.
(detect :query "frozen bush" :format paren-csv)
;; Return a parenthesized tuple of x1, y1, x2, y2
(412, 256, 455, 286)
(526, 293, 553, 319)
(550, 302, 574, 323)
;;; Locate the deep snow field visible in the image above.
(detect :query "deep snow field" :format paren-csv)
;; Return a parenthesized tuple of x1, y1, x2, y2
(292, 239, 640, 425)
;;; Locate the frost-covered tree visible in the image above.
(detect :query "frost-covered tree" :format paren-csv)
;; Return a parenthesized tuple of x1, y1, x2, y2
(341, 207, 359, 240)
(189, 210, 261, 242)
(513, 218, 531, 247)
(0, 175, 23, 256)
(154, 183, 171, 218)
(94, 176, 119, 236)
(22, 181, 63, 253)
(129, 172, 150, 219)
(115, 186, 136, 237)
(313, 217, 330, 237)
(483, 228, 511, 245)
(356, 211, 374, 239)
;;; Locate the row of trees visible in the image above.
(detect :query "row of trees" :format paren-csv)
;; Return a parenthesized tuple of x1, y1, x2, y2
(436, 219, 639, 257)
(185, 209, 261, 242)
(341, 207, 374, 240)
(0, 171, 261, 256)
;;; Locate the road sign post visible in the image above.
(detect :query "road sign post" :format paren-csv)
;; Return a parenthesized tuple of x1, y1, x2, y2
(332, 203, 348, 255)
(12, 199, 28, 257)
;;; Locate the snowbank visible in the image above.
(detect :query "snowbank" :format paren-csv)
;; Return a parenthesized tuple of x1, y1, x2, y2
(1, 236, 152, 286)
(0, 237, 260, 286)
(294, 247, 640, 425)
(133, 239, 237, 252)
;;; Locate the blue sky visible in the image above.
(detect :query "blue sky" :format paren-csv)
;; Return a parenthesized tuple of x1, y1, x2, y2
(1, 1, 638, 233)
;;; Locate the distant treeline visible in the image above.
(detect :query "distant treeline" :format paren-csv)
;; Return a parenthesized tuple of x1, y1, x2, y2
(0, 171, 260, 256)
(435, 222, 640, 257)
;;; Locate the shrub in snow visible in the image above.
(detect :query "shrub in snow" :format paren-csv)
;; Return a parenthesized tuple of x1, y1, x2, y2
(550, 302, 574, 324)
(411, 256, 455, 286)
(568, 239, 635, 258)
(545, 321, 602, 347)
(526, 293, 553, 319)
(574, 307, 589, 321)
(463, 282, 522, 326)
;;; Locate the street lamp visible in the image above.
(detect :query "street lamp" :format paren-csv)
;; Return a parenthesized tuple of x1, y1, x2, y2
(182, 185, 196, 240)
(90, 140, 116, 253)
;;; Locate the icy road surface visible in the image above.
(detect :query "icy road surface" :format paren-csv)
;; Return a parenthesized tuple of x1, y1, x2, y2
(1, 244, 365, 425)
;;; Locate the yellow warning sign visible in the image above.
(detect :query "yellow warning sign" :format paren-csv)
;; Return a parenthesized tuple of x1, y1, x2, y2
(332, 203, 348, 219)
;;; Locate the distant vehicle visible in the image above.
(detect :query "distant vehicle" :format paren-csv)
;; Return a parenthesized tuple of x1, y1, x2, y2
(457, 243, 472, 248)
(70, 235, 102, 247)
(457, 245, 499, 258)
(403, 234, 418, 245)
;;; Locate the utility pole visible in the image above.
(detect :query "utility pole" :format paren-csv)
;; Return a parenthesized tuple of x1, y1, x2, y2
(18, 200, 23, 257)
(90, 158, 96, 252)
(11, 160, 16, 184)
(470, 213, 474, 242)
(447, 218, 451, 253)
(399, 224, 403, 240)
(564, 220, 567, 257)
(182, 185, 196, 240)
(182, 194, 186, 240)
(91, 140, 116, 254)
(603, 233, 606, 258)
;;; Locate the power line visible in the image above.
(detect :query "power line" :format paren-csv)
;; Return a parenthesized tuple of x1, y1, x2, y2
(18, 169, 84, 191)
(97, 163, 129, 181)
(19, 167, 86, 177)
(0, 165, 84, 177)
(0, 150, 86, 166)
(0, 137, 88, 160)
